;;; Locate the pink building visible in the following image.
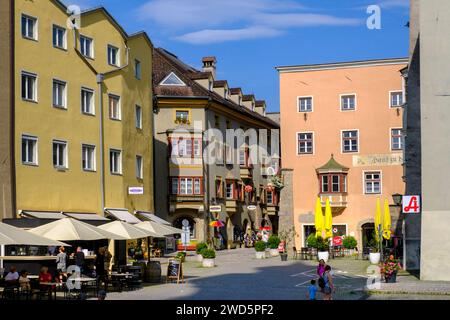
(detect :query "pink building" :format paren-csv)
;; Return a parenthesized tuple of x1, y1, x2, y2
(277, 58, 408, 250)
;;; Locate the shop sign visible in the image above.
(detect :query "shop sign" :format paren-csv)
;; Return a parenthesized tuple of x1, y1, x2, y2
(403, 195, 421, 214)
(128, 187, 144, 195)
(352, 153, 403, 167)
(247, 205, 257, 211)
(209, 205, 222, 212)
(332, 236, 343, 246)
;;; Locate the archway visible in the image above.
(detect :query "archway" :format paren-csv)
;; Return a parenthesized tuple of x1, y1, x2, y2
(361, 222, 375, 250)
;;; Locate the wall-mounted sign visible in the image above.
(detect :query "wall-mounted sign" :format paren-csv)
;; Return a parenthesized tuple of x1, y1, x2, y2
(128, 187, 144, 195)
(352, 153, 403, 167)
(247, 205, 257, 211)
(403, 195, 421, 214)
(209, 205, 222, 212)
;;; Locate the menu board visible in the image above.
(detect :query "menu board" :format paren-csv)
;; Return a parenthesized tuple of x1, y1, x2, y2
(167, 259, 184, 284)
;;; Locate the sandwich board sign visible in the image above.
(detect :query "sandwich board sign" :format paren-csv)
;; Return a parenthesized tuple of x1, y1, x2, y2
(402, 195, 421, 214)
(166, 259, 184, 284)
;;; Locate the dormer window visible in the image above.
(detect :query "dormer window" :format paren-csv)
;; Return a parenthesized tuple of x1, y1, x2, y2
(160, 72, 186, 86)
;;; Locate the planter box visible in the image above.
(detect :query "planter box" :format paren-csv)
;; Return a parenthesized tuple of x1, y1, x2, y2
(269, 249, 279, 257)
(385, 271, 397, 283)
(318, 251, 329, 262)
(255, 251, 266, 259)
(280, 253, 288, 261)
(265, 249, 270, 258)
(369, 252, 380, 265)
(202, 258, 215, 268)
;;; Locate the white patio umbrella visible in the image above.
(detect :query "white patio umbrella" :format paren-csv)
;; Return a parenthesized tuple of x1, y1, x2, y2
(0, 221, 69, 246)
(135, 221, 182, 237)
(97, 221, 162, 239)
(28, 218, 126, 241)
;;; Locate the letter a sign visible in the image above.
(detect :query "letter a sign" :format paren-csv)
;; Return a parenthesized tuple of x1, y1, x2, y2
(402, 195, 421, 214)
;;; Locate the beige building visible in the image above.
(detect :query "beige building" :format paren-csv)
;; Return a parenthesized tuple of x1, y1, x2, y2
(277, 58, 407, 251)
(153, 49, 280, 249)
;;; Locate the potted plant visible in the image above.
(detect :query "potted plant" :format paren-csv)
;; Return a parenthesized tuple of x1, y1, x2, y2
(368, 238, 381, 264)
(380, 255, 401, 283)
(316, 236, 330, 262)
(201, 249, 216, 267)
(278, 227, 297, 261)
(175, 251, 187, 263)
(342, 236, 357, 256)
(254, 241, 266, 259)
(268, 235, 281, 257)
(306, 234, 318, 248)
(196, 242, 208, 262)
(270, 175, 284, 190)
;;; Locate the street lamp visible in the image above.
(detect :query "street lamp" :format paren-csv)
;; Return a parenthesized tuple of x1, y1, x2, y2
(391, 193, 406, 270)
(392, 193, 403, 206)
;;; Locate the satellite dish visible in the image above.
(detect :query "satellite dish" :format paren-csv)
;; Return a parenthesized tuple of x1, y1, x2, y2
(182, 219, 189, 227)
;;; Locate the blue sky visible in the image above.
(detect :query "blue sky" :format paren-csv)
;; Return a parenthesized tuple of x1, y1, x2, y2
(65, 0, 410, 112)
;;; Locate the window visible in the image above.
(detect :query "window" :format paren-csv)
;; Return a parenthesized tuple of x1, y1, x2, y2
(215, 139, 223, 164)
(239, 147, 249, 167)
(21, 72, 37, 101)
(332, 175, 340, 192)
(160, 72, 185, 86)
(390, 91, 403, 107)
(81, 88, 94, 115)
(342, 130, 358, 153)
(365, 172, 381, 194)
(136, 155, 143, 179)
(181, 178, 193, 195)
(80, 35, 93, 58)
(135, 105, 142, 129)
(170, 178, 203, 195)
(21, 14, 37, 40)
(267, 191, 274, 204)
(194, 178, 201, 195)
(320, 174, 347, 193)
(341, 94, 356, 111)
(298, 97, 312, 112)
(322, 176, 329, 193)
(109, 95, 121, 120)
(53, 80, 67, 108)
(107, 45, 119, 66)
(110, 149, 122, 174)
(21, 135, 38, 165)
(52, 140, 68, 168)
(175, 110, 189, 123)
(170, 138, 201, 157)
(82, 144, 95, 171)
(216, 178, 224, 198)
(297, 132, 313, 154)
(226, 182, 234, 200)
(225, 143, 233, 165)
(52, 25, 66, 49)
(171, 178, 179, 195)
(135, 59, 141, 79)
(194, 139, 201, 157)
(391, 128, 403, 150)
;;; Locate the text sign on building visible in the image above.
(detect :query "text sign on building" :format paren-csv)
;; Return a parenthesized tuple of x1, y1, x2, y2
(352, 153, 403, 167)
(209, 205, 222, 212)
(128, 187, 144, 195)
(402, 195, 421, 214)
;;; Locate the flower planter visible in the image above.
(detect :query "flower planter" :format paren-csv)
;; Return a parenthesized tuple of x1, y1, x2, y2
(255, 251, 266, 259)
(270, 249, 279, 257)
(265, 249, 270, 258)
(202, 258, 215, 268)
(385, 271, 397, 283)
(318, 251, 329, 262)
(369, 252, 381, 265)
(280, 253, 288, 261)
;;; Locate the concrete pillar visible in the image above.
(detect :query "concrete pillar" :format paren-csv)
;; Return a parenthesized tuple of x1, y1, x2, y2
(278, 169, 294, 233)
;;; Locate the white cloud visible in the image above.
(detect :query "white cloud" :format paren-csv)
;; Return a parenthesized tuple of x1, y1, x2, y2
(255, 13, 363, 28)
(174, 26, 283, 44)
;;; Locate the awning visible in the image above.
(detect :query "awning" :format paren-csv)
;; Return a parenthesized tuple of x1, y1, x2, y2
(105, 208, 141, 224)
(98, 221, 162, 239)
(20, 211, 67, 220)
(0, 222, 69, 246)
(136, 211, 171, 225)
(64, 213, 110, 221)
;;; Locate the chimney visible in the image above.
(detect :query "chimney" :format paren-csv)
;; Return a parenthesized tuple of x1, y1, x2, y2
(202, 56, 216, 79)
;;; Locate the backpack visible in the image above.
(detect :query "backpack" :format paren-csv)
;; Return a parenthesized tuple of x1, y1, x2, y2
(318, 276, 325, 289)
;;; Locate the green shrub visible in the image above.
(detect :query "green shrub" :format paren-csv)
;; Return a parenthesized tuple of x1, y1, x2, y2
(196, 242, 208, 254)
(316, 236, 329, 252)
(176, 251, 186, 261)
(267, 235, 281, 249)
(343, 236, 357, 249)
(255, 241, 266, 252)
(306, 234, 318, 248)
(201, 249, 216, 259)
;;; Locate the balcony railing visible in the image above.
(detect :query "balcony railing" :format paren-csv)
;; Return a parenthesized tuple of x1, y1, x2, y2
(319, 194, 348, 208)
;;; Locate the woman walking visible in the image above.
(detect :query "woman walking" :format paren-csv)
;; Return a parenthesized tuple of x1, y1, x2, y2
(317, 259, 326, 278)
(322, 265, 334, 300)
(56, 246, 67, 281)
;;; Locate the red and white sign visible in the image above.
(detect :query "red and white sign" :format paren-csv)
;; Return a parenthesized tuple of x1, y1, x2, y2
(402, 195, 421, 214)
(332, 236, 343, 246)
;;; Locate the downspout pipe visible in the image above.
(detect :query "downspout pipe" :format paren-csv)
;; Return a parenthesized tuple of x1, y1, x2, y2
(97, 74, 105, 216)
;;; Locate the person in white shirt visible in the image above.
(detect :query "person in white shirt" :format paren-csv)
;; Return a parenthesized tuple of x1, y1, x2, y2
(5, 266, 19, 282)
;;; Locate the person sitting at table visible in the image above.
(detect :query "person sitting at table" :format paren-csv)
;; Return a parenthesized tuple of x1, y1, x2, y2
(19, 270, 31, 291)
(4, 266, 19, 284)
(39, 266, 55, 298)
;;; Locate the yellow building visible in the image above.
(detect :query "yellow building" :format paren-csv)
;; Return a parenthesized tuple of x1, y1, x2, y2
(10, 0, 154, 219)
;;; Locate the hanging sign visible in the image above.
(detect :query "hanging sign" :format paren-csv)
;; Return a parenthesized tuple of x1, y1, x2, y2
(402, 195, 421, 214)
(128, 187, 144, 195)
(209, 205, 222, 213)
(247, 205, 257, 211)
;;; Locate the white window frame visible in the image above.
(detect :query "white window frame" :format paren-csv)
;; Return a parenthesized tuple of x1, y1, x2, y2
(109, 94, 121, 120)
(52, 24, 66, 49)
(363, 170, 382, 195)
(110, 149, 122, 175)
(80, 35, 94, 58)
(159, 72, 186, 86)
(136, 155, 143, 179)
(194, 178, 201, 195)
(21, 14, 38, 41)
(21, 135, 38, 166)
(226, 182, 234, 200)
(135, 105, 142, 129)
(81, 87, 95, 115)
(390, 128, 404, 151)
(21, 71, 38, 102)
(52, 140, 68, 169)
(107, 44, 120, 67)
(81, 144, 96, 172)
(52, 79, 67, 109)
(340, 93, 357, 111)
(194, 139, 201, 157)
(301, 223, 348, 247)
(296, 131, 314, 155)
(297, 96, 313, 113)
(341, 129, 359, 154)
(389, 90, 403, 108)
